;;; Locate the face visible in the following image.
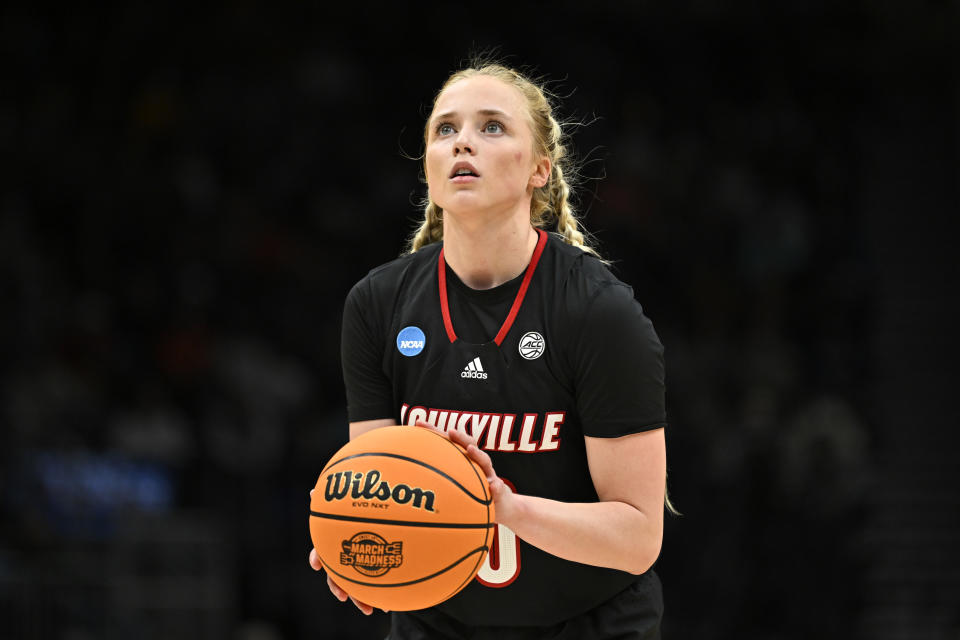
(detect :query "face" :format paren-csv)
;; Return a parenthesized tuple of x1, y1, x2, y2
(425, 75, 550, 218)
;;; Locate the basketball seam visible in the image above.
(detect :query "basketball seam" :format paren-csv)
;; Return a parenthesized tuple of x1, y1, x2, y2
(310, 510, 494, 529)
(324, 451, 493, 505)
(434, 432, 492, 533)
(443, 525, 493, 603)
(433, 431, 494, 604)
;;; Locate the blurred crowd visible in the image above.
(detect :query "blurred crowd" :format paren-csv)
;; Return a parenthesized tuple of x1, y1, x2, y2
(2, 3, 953, 639)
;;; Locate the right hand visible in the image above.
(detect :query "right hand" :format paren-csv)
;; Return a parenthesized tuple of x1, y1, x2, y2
(308, 489, 388, 616)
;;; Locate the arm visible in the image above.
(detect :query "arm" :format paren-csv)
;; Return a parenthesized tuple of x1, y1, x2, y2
(445, 278, 669, 574)
(350, 418, 396, 440)
(447, 426, 666, 575)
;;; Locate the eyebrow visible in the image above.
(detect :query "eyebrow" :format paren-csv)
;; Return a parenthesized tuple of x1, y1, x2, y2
(431, 108, 513, 123)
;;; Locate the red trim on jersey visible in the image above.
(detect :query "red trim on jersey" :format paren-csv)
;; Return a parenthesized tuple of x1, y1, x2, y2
(438, 247, 458, 343)
(437, 229, 548, 345)
(495, 229, 547, 346)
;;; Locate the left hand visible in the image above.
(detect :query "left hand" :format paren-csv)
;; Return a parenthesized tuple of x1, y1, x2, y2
(414, 420, 521, 525)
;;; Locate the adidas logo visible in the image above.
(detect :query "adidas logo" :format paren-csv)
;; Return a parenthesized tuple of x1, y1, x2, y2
(460, 357, 488, 380)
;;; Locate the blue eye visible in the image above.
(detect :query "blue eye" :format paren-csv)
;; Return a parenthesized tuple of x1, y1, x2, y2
(484, 121, 504, 134)
(437, 123, 455, 136)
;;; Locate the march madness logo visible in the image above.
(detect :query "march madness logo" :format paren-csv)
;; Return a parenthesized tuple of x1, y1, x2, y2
(341, 532, 403, 576)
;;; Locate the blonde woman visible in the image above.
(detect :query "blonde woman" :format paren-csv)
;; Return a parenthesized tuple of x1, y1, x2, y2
(310, 61, 671, 639)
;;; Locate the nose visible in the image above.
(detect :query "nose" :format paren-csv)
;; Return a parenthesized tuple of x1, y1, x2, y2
(454, 129, 474, 155)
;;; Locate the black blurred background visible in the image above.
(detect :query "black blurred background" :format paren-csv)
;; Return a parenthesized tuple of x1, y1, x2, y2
(2, 2, 958, 639)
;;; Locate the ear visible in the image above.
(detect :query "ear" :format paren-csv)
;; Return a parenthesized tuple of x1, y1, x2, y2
(529, 155, 551, 189)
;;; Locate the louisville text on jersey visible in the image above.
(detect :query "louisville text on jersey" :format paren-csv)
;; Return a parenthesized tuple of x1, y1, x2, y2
(324, 469, 437, 511)
(400, 404, 565, 453)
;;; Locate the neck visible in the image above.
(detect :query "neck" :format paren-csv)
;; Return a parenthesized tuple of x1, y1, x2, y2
(442, 209, 539, 290)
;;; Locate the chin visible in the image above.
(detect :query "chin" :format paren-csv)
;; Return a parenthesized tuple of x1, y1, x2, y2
(438, 193, 486, 213)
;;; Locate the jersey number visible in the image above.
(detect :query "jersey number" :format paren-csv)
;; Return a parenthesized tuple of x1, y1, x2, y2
(475, 478, 520, 587)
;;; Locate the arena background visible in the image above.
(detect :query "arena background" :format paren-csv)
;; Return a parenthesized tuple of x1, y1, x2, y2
(1, 3, 957, 639)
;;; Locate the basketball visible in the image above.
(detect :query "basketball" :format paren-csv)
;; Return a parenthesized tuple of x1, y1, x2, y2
(309, 425, 495, 611)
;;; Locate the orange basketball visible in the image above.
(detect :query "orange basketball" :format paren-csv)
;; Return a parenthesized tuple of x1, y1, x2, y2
(309, 425, 495, 611)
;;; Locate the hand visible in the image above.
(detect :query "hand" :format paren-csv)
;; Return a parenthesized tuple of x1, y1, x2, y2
(308, 489, 388, 616)
(414, 421, 520, 525)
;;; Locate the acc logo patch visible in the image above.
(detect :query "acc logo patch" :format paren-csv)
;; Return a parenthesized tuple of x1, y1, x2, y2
(341, 531, 403, 576)
(518, 331, 545, 360)
(396, 326, 426, 357)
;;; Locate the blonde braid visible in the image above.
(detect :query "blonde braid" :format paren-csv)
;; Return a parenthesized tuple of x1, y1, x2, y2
(551, 162, 601, 259)
(545, 135, 606, 261)
(408, 202, 444, 253)
(529, 88, 605, 261)
(530, 116, 563, 227)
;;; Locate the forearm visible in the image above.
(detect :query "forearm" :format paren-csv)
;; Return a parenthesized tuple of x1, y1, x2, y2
(501, 494, 662, 575)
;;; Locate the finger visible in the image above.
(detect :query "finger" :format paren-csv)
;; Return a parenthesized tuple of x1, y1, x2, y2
(465, 442, 493, 471)
(414, 421, 478, 449)
(445, 425, 480, 449)
(308, 548, 323, 571)
(350, 595, 373, 615)
(413, 419, 443, 434)
(327, 574, 348, 602)
(461, 444, 498, 488)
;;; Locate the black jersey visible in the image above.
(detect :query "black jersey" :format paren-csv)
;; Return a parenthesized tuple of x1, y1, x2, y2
(341, 230, 666, 628)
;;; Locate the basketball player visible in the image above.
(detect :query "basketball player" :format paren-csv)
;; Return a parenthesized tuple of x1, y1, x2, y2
(309, 61, 671, 639)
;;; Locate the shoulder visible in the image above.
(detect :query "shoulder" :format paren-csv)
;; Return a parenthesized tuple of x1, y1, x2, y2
(544, 239, 667, 434)
(347, 243, 442, 306)
(543, 235, 662, 351)
(543, 234, 637, 313)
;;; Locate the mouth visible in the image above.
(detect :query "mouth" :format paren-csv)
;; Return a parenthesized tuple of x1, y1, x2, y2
(449, 162, 480, 179)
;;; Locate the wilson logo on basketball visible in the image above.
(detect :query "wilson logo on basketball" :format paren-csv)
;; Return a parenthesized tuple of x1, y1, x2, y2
(324, 469, 437, 512)
(340, 532, 403, 576)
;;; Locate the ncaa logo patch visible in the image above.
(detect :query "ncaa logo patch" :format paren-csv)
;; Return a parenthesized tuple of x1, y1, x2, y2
(396, 326, 426, 357)
(518, 331, 545, 360)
